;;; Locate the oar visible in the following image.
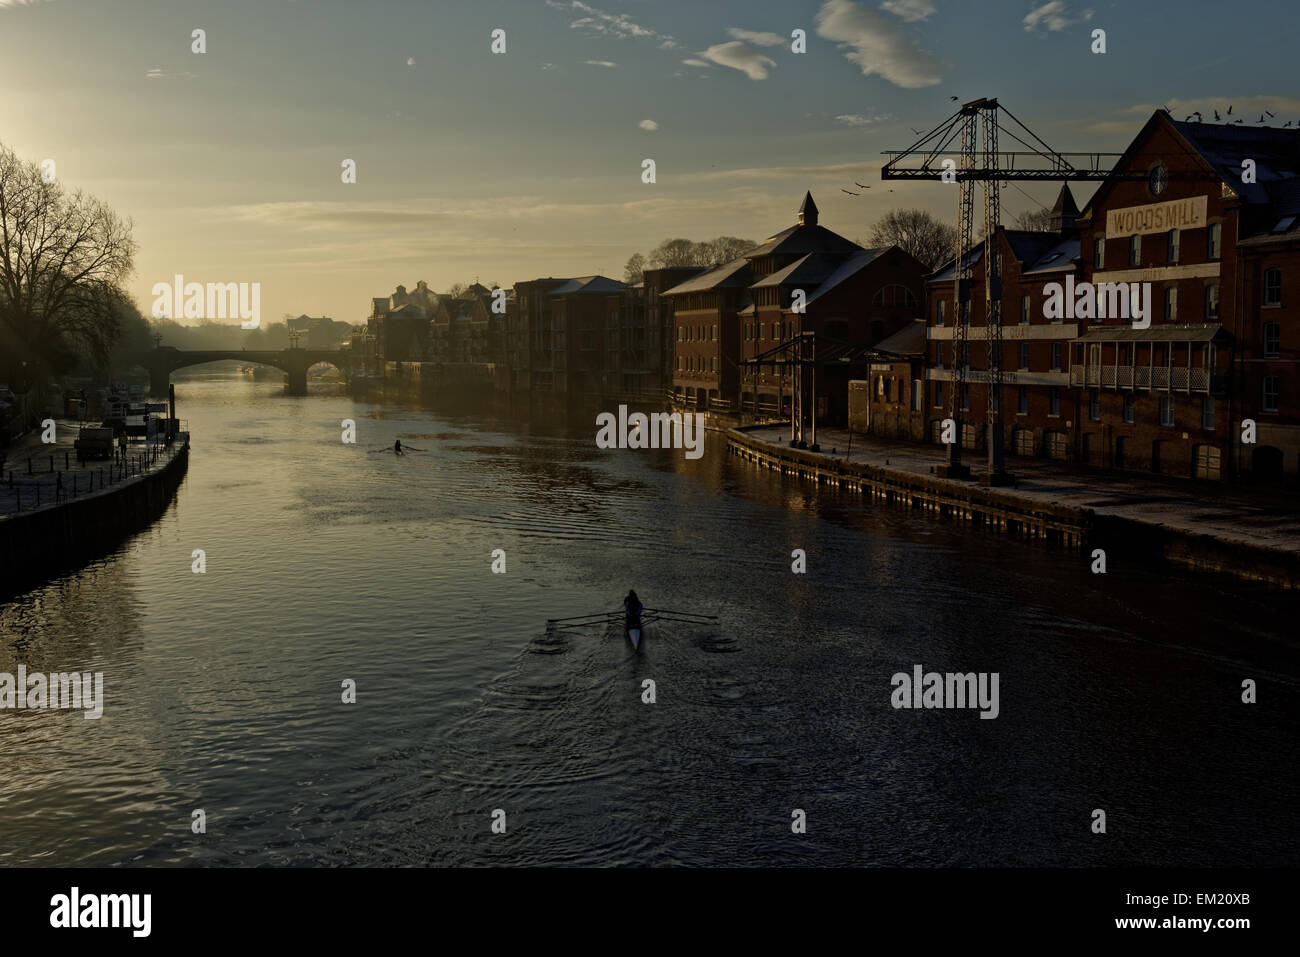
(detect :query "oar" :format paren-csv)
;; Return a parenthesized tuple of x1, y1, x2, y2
(643, 608, 717, 620)
(546, 611, 622, 624)
(401, 446, 425, 452)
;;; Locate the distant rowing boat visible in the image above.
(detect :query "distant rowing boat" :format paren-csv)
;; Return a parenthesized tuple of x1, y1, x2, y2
(545, 608, 718, 655)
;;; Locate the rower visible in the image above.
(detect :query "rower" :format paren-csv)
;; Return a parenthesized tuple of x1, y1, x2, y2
(394, 439, 403, 455)
(624, 590, 642, 628)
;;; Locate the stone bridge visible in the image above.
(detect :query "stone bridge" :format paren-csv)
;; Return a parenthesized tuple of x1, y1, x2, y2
(125, 347, 348, 396)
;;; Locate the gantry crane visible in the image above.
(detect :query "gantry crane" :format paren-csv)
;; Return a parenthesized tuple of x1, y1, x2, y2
(882, 98, 1134, 484)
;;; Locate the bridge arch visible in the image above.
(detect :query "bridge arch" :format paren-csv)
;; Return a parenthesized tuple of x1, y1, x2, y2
(126, 348, 348, 396)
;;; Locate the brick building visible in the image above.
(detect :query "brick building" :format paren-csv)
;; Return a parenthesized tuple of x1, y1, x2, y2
(664, 192, 925, 418)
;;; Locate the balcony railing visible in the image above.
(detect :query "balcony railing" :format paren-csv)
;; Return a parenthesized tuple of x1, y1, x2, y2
(1069, 365, 1220, 392)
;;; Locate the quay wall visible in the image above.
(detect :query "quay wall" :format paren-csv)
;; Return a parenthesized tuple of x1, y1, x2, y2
(0, 442, 189, 597)
(726, 428, 1300, 588)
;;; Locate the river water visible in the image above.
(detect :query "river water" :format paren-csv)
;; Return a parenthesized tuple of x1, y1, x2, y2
(1, 370, 1296, 866)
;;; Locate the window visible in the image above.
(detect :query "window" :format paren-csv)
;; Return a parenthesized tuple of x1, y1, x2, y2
(1094, 237, 1105, 269)
(1123, 394, 1135, 423)
(912, 380, 922, 412)
(960, 341, 970, 369)
(1159, 395, 1175, 427)
(935, 344, 944, 369)
(1201, 397, 1215, 430)
(1049, 387, 1061, 416)
(1208, 223, 1221, 260)
(1164, 287, 1177, 321)
(1021, 295, 1031, 324)
(992, 389, 1000, 413)
(936, 300, 946, 326)
(1264, 268, 1282, 306)
(1051, 342, 1062, 371)
(677, 326, 683, 341)
(1129, 234, 1141, 267)
(712, 357, 718, 372)
(1090, 391, 1101, 421)
(962, 302, 971, 325)
(1019, 342, 1030, 370)
(934, 382, 944, 408)
(1167, 228, 1180, 264)
(676, 356, 682, 370)
(873, 284, 917, 307)
(1017, 386, 1028, 414)
(1264, 321, 1281, 357)
(712, 324, 718, 340)
(1205, 283, 1220, 319)
(1263, 376, 1279, 411)
(960, 383, 970, 411)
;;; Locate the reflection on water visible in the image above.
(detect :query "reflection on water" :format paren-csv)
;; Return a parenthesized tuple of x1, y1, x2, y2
(1, 372, 1297, 866)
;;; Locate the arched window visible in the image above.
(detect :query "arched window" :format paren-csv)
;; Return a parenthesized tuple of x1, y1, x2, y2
(873, 284, 917, 308)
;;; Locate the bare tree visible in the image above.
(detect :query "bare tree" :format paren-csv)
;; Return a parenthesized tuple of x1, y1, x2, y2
(647, 238, 701, 268)
(624, 252, 645, 284)
(698, 236, 756, 265)
(867, 208, 958, 271)
(447, 282, 469, 299)
(0, 144, 136, 384)
(1012, 208, 1056, 232)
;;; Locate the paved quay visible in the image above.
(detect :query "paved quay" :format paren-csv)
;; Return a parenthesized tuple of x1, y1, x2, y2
(739, 425, 1300, 560)
(0, 417, 184, 518)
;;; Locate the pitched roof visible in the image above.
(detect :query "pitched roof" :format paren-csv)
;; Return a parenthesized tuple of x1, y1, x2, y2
(746, 223, 862, 259)
(807, 247, 892, 304)
(662, 257, 753, 295)
(749, 252, 839, 289)
(1021, 237, 1081, 276)
(1076, 323, 1226, 342)
(547, 275, 627, 295)
(1169, 118, 1300, 206)
(873, 319, 927, 356)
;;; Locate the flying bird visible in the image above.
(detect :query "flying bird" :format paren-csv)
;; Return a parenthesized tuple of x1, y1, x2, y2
(911, 127, 925, 135)
(1265, 110, 1275, 117)
(1227, 104, 1233, 114)
(1285, 121, 1293, 128)
(1214, 109, 1221, 120)
(855, 181, 871, 189)
(1260, 114, 1266, 123)
(1193, 111, 1202, 121)
(950, 96, 958, 101)
(841, 188, 860, 195)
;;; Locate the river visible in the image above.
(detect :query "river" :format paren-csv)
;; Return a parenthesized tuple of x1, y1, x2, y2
(1, 369, 1296, 866)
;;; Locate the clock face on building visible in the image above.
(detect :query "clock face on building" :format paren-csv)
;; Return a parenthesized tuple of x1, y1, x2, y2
(1148, 164, 1168, 197)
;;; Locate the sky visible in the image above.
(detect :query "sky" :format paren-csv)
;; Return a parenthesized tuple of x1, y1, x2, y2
(1, 0, 1297, 327)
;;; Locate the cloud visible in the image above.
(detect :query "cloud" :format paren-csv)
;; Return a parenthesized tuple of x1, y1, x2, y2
(145, 68, 196, 80)
(1022, 2, 1093, 32)
(682, 58, 711, 68)
(880, 0, 936, 21)
(658, 39, 681, 49)
(699, 41, 777, 81)
(815, 0, 946, 88)
(546, 0, 677, 46)
(406, 57, 415, 66)
(0, 0, 55, 8)
(585, 60, 618, 67)
(639, 119, 659, 131)
(541, 63, 558, 71)
(726, 28, 785, 47)
(835, 113, 891, 127)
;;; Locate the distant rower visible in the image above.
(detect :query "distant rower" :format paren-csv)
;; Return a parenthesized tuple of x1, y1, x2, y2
(624, 590, 642, 627)
(394, 439, 403, 455)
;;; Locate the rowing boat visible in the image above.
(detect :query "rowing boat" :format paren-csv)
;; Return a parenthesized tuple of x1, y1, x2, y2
(626, 619, 642, 652)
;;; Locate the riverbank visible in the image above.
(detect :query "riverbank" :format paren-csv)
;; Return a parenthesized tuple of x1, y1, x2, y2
(729, 425, 1300, 588)
(0, 427, 189, 597)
